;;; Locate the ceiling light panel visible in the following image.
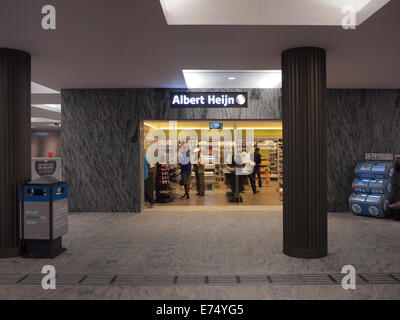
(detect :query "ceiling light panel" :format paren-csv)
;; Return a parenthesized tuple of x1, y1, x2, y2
(32, 104, 61, 113)
(183, 70, 282, 89)
(31, 117, 61, 123)
(160, 0, 390, 26)
(31, 82, 60, 94)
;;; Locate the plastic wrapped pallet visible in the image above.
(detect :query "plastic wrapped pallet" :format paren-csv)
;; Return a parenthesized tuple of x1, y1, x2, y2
(352, 178, 393, 195)
(349, 193, 390, 218)
(354, 161, 395, 179)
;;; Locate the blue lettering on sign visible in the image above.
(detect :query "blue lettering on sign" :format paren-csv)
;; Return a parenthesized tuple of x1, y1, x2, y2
(26, 216, 41, 220)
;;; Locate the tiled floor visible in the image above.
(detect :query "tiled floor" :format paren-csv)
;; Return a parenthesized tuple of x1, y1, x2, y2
(153, 180, 283, 206)
(0, 209, 399, 299)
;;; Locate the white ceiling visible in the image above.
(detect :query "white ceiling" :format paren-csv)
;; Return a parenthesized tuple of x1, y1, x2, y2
(31, 116, 61, 130)
(31, 104, 61, 130)
(160, 0, 391, 25)
(31, 117, 61, 123)
(1, 0, 400, 89)
(32, 104, 61, 113)
(183, 70, 282, 88)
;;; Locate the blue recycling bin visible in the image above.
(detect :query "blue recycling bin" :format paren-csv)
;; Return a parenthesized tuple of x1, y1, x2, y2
(349, 193, 390, 218)
(21, 176, 68, 258)
(355, 161, 395, 179)
(352, 178, 393, 195)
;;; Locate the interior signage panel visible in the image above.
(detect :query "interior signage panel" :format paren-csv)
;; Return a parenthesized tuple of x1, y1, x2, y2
(365, 153, 394, 161)
(171, 92, 248, 108)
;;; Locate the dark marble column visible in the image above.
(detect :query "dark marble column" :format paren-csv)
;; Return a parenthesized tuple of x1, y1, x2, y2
(0, 48, 31, 258)
(282, 47, 327, 259)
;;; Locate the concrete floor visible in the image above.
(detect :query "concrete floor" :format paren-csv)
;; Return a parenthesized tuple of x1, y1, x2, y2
(0, 209, 399, 299)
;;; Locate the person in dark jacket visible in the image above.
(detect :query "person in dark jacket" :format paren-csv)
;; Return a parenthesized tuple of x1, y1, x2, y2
(253, 147, 262, 187)
(179, 145, 192, 200)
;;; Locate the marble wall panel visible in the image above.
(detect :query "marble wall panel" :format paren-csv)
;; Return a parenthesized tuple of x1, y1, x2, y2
(62, 88, 400, 212)
(62, 89, 281, 212)
(327, 89, 400, 211)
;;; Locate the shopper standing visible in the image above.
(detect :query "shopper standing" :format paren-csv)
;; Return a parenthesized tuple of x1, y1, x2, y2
(253, 147, 262, 187)
(144, 149, 156, 208)
(179, 145, 192, 200)
(193, 147, 205, 196)
(242, 151, 259, 194)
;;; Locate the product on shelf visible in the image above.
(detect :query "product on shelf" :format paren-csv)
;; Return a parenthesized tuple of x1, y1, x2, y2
(169, 165, 180, 182)
(254, 138, 283, 188)
(259, 148, 271, 184)
(155, 163, 175, 203)
(278, 139, 283, 201)
(268, 143, 278, 178)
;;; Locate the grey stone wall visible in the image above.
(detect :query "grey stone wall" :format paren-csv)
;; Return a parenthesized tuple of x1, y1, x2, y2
(62, 88, 400, 213)
(327, 89, 400, 211)
(61, 89, 281, 212)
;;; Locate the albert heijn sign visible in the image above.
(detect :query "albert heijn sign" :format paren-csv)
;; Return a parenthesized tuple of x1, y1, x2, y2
(170, 92, 248, 108)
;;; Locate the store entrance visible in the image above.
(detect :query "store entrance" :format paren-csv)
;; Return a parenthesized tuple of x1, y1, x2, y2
(143, 120, 283, 208)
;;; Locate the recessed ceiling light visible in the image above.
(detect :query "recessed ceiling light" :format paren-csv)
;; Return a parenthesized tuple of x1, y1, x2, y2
(31, 117, 61, 123)
(32, 104, 61, 113)
(160, 0, 391, 26)
(183, 70, 282, 89)
(160, 0, 390, 26)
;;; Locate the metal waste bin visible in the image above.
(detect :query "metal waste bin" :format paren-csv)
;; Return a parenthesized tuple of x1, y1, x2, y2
(21, 176, 68, 258)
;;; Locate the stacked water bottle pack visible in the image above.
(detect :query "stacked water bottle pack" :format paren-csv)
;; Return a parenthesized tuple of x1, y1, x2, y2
(349, 161, 395, 218)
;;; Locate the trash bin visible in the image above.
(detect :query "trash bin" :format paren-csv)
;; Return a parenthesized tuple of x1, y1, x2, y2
(21, 176, 68, 258)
